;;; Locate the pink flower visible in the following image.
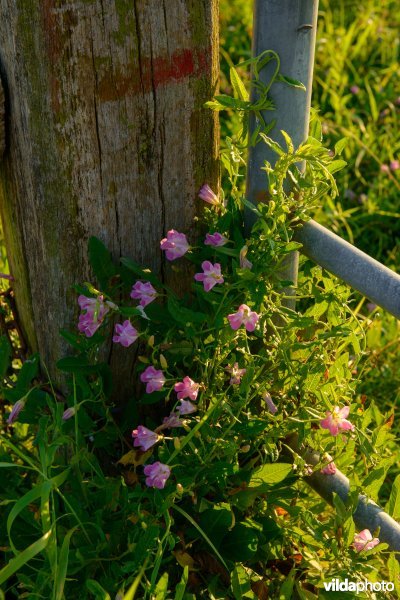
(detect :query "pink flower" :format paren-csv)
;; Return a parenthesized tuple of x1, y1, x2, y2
(174, 376, 200, 401)
(113, 320, 138, 347)
(177, 400, 197, 415)
(160, 230, 189, 261)
(204, 232, 228, 247)
(132, 425, 159, 451)
(194, 261, 224, 292)
(350, 85, 360, 94)
(263, 392, 278, 414)
(320, 406, 354, 436)
(161, 413, 183, 429)
(352, 529, 380, 553)
(239, 246, 253, 270)
(7, 399, 25, 424)
(321, 462, 337, 475)
(78, 295, 110, 337)
(62, 407, 76, 421)
(78, 313, 103, 337)
(380, 164, 390, 173)
(225, 363, 246, 385)
(198, 184, 219, 206)
(228, 304, 259, 332)
(140, 366, 166, 393)
(390, 160, 400, 171)
(0, 272, 13, 281)
(130, 281, 157, 307)
(143, 462, 171, 489)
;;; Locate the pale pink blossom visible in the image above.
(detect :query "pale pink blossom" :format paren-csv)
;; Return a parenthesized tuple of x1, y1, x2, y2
(78, 295, 110, 337)
(7, 399, 25, 424)
(380, 163, 390, 173)
(143, 461, 171, 489)
(78, 313, 102, 337)
(225, 363, 246, 385)
(321, 462, 337, 475)
(62, 407, 76, 421)
(228, 304, 259, 332)
(140, 366, 166, 393)
(320, 406, 354, 436)
(130, 281, 157, 307)
(198, 184, 219, 206)
(160, 413, 183, 429)
(390, 160, 400, 171)
(112, 320, 138, 347)
(204, 232, 228, 247)
(350, 85, 360, 94)
(132, 425, 159, 451)
(263, 392, 278, 414)
(177, 400, 197, 415)
(160, 230, 189, 261)
(352, 529, 380, 552)
(174, 376, 200, 401)
(194, 261, 224, 292)
(239, 245, 253, 270)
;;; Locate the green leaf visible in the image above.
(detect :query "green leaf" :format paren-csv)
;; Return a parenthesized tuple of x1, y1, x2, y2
(387, 553, 400, 596)
(167, 296, 206, 325)
(276, 73, 306, 90)
(172, 504, 229, 572)
(327, 159, 347, 174)
(0, 335, 11, 379)
(221, 522, 260, 561)
(88, 236, 116, 290)
(385, 474, 400, 519)
(230, 66, 249, 102)
(279, 568, 296, 599)
(199, 503, 234, 546)
(120, 257, 162, 287)
(7, 469, 69, 554)
(57, 356, 107, 374)
(0, 529, 52, 587)
(248, 463, 293, 487)
(173, 566, 188, 600)
(231, 564, 256, 600)
(154, 572, 169, 600)
(362, 460, 393, 499)
(280, 130, 294, 154)
(334, 138, 348, 156)
(343, 517, 355, 547)
(55, 527, 78, 600)
(259, 132, 285, 156)
(16, 355, 39, 391)
(86, 580, 111, 600)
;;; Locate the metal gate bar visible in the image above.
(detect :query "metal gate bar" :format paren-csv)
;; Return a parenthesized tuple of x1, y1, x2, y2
(295, 220, 400, 319)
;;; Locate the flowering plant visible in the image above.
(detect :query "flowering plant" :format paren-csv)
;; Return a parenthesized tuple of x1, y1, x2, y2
(1, 55, 396, 600)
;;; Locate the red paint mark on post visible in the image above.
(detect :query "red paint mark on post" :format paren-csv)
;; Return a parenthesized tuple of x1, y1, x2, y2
(97, 47, 211, 102)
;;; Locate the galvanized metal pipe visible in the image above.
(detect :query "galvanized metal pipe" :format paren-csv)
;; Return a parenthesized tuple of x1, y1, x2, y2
(246, 1, 319, 307)
(301, 443, 400, 551)
(295, 219, 400, 319)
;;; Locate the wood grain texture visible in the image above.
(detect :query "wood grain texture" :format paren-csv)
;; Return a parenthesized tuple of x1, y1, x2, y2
(0, 0, 219, 395)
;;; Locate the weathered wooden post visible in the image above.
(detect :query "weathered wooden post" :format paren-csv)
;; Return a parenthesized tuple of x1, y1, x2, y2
(0, 1, 219, 394)
(247, 0, 400, 551)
